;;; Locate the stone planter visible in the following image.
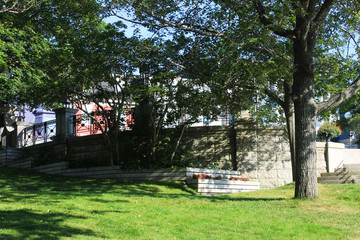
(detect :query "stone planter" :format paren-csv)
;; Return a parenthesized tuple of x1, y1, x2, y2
(187, 179, 260, 195)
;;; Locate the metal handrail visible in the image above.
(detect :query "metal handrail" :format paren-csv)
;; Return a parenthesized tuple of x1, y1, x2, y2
(71, 114, 104, 136)
(18, 119, 56, 148)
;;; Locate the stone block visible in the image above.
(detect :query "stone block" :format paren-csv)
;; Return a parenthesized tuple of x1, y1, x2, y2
(238, 142, 257, 152)
(237, 161, 258, 173)
(257, 142, 281, 152)
(258, 160, 283, 170)
(257, 152, 277, 162)
(256, 169, 277, 179)
(237, 135, 257, 143)
(277, 135, 289, 143)
(281, 159, 292, 169)
(256, 135, 277, 143)
(237, 128, 257, 136)
(276, 152, 291, 162)
(237, 152, 257, 162)
(277, 170, 293, 180)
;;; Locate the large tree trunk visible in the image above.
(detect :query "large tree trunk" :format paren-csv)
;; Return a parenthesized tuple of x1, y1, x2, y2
(293, 33, 318, 198)
(293, 92, 318, 198)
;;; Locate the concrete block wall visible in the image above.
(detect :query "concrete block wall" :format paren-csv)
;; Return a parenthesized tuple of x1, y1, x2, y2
(235, 125, 293, 189)
(183, 126, 233, 169)
(183, 122, 294, 189)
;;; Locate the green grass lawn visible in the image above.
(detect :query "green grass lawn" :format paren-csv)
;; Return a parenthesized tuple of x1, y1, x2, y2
(0, 166, 359, 240)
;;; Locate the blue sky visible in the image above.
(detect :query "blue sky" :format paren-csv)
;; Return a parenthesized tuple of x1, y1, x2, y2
(103, 15, 153, 38)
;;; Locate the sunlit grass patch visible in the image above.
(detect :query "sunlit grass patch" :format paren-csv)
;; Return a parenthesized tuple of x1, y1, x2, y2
(0, 166, 359, 239)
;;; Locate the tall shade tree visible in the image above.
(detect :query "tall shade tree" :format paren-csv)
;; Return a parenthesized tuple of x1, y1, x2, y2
(108, 0, 360, 198)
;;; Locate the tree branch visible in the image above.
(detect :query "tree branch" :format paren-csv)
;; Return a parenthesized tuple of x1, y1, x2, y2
(253, 1, 294, 39)
(316, 75, 360, 114)
(312, 0, 335, 30)
(252, 44, 293, 64)
(0, 0, 36, 13)
(329, 23, 360, 50)
(264, 87, 285, 108)
(111, 10, 224, 37)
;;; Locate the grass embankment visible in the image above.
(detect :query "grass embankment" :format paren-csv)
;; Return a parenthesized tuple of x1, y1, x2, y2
(0, 166, 359, 240)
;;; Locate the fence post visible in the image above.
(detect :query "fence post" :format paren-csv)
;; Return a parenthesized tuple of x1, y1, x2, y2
(54, 107, 78, 142)
(44, 121, 48, 143)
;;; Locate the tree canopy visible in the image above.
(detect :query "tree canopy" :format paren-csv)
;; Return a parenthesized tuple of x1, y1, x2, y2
(0, 0, 105, 108)
(108, 0, 360, 198)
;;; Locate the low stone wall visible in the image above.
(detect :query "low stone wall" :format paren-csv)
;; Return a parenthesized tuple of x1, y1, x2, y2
(0, 149, 22, 164)
(1, 158, 187, 181)
(315, 142, 360, 174)
(20, 134, 110, 168)
(316, 142, 344, 174)
(33, 161, 68, 174)
(8, 120, 360, 190)
(61, 167, 187, 180)
(2, 157, 32, 169)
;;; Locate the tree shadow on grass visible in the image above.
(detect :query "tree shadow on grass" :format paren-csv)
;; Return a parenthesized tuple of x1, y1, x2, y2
(0, 209, 100, 240)
(0, 166, 287, 202)
(0, 166, 197, 200)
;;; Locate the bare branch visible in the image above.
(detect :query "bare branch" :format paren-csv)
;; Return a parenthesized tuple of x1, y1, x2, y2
(167, 59, 186, 70)
(316, 75, 360, 115)
(0, 0, 36, 14)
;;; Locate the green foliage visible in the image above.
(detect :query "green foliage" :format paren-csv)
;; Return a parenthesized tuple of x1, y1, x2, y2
(109, 0, 360, 123)
(317, 121, 343, 141)
(0, 0, 105, 107)
(348, 114, 360, 134)
(0, 16, 50, 106)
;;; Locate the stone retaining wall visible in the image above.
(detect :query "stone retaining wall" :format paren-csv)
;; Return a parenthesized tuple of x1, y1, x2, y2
(5, 120, 359, 190)
(183, 122, 293, 189)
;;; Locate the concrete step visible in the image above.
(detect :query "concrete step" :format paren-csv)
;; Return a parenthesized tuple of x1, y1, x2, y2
(334, 168, 348, 174)
(318, 175, 352, 181)
(318, 179, 351, 184)
(318, 171, 355, 184)
(319, 164, 360, 185)
(321, 172, 346, 177)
